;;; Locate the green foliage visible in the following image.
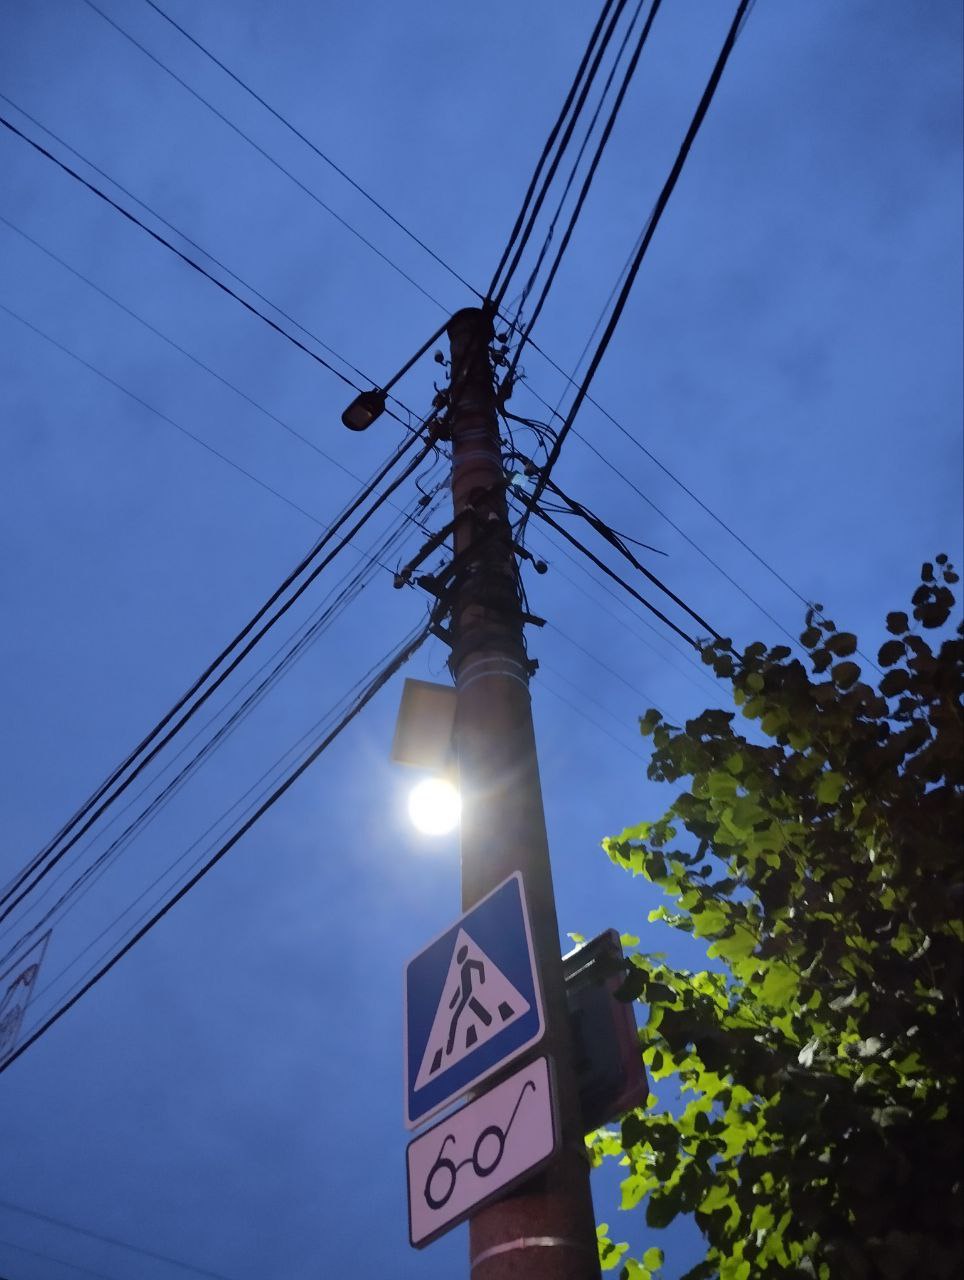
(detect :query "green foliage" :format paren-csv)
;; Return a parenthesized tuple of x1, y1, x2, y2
(591, 559, 963, 1279)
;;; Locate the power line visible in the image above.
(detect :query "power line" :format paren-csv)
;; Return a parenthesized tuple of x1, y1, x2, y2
(140, 0, 483, 302)
(78, 0, 449, 314)
(0, 485, 446, 967)
(537, 667, 644, 762)
(0, 91, 420, 425)
(2, 83, 811, 656)
(0, 430, 432, 920)
(0, 212, 368, 487)
(521, 505, 721, 695)
(530, 501, 702, 649)
(0, 300, 344, 529)
(0, 1237, 123, 1280)
(512, 281, 815, 643)
(0, 1197, 236, 1280)
(24, 602, 433, 1018)
(519, 375, 806, 646)
(521, 0, 753, 525)
(0, 111, 418, 421)
(0, 81, 818, 647)
(0, 210, 449, 553)
(1, 620, 431, 1076)
(525, 466, 722, 639)
(487, 0, 625, 305)
(505, 0, 663, 380)
(2, 431, 434, 919)
(506, 0, 647, 331)
(547, 621, 669, 718)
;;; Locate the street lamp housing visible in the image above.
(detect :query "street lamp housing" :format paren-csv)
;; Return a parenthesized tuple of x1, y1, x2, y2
(341, 388, 386, 431)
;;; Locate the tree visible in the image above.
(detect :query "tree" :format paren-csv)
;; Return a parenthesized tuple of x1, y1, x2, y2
(591, 557, 963, 1280)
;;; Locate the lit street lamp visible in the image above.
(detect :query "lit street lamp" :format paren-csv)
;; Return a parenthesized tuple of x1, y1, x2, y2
(407, 775, 461, 836)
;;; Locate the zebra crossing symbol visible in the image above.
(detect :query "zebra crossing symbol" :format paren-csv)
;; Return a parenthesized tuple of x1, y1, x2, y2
(414, 928, 530, 1089)
(404, 872, 545, 1129)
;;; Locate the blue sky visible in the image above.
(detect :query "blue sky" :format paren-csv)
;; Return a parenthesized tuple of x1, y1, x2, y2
(0, 1, 960, 1277)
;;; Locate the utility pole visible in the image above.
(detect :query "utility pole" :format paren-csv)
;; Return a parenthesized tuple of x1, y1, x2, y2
(446, 306, 600, 1279)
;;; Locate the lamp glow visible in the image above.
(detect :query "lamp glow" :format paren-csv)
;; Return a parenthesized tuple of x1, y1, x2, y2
(408, 777, 461, 836)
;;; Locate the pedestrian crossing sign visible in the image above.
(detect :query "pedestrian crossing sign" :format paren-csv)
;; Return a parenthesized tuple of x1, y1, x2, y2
(404, 872, 544, 1130)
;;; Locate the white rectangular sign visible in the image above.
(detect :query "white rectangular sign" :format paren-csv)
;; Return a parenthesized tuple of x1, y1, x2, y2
(406, 1056, 558, 1248)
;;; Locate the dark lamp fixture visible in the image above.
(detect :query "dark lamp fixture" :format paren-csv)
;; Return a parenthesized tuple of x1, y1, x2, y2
(341, 388, 386, 431)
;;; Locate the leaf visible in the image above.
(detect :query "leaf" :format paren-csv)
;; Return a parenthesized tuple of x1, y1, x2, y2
(591, 565, 962, 1275)
(622, 1262, 652, 1280)
(816, 771, 845, 804)
(880, 669, 910, 697)
(643, 1248, 664, 1270)
(620, 933, 641, 947)
(877, 638, 905, 666)
(640, 709, 662, 736)
(645, 1187, 683, 1229)
(827, 632, 857, 656)
(597, 1224, 629, 1272)
(832, 660, 860, 689)
(708, 928, 756, 963)
(621, 1174, 649, 1210)
(798, 1036, 820, 1067)
(720, 1263, 750, 1280)
(760, 964, 797, 1006)
(698, 1182, 733, 1215)
(692, 905, 728, 939)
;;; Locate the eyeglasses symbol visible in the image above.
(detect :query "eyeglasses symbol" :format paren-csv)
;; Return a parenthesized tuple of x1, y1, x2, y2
(424, 1079, 537, 1211)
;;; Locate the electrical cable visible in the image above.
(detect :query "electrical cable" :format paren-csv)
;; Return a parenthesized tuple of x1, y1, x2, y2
(140, 0, 483, 302)
(546, 621, 667, 718)
(537, 669, 644, 761)
(0, 489, 443, 967)
(0, 91, 424, 427)
(0, 85, 818, 642)
(0, 1237, 122, 1280)
(519, 0, 753, 529)
(26, 632, 402, 1018)
(0, 430, 433, 920)
(492, 0, 630, 313)
(0, 300, 350, 530)
(517, 383, 803, 647)
(3, 86, 808, 660)
(505, 0, 662, 367)
(529, 501, 700, 648)
(536, 500, 665, 556)
(486, 0, 623, 305)
(523, 517, 720, 697)
(506, 0, 649, 331)
(0, 1197, 237, 1280)
(79, 0, 449, 314)
(0, 476, 447, 964)
(531, 470, 722, 639)
(0, 618, 432, 1076)
(0, 212, 370, 488)
(0, 212, 449, 556)
(0, 110, 423, 430)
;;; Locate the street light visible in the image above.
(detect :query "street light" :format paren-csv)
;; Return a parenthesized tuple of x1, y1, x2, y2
(408, 776, 461, 836)
(340, 320, 449, 431)
(392, 678, 460, 838)
(341, 388, 386, 431)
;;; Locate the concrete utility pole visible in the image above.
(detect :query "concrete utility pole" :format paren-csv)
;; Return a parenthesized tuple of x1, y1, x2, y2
(446, 306, 600, 1279)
